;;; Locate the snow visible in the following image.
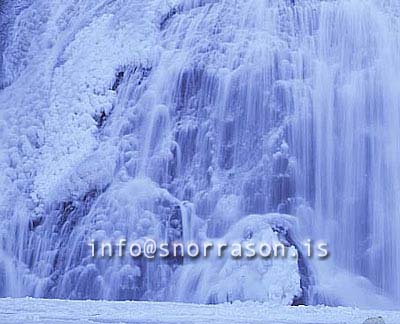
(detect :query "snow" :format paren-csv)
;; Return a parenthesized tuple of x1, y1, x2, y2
(1, 298, 400, 324)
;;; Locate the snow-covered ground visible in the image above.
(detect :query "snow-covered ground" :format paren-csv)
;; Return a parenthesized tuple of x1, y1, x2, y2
(0, 298, 399, 324)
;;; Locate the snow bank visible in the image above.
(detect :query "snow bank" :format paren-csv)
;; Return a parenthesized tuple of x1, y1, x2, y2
(1, 298, 400, 324)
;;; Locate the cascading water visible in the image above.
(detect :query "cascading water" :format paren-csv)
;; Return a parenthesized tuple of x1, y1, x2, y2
(312, 1, 400, 306)
(0, 0, 399, 308)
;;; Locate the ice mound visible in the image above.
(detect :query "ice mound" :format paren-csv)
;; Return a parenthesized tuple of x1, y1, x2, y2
(173, 214, 302, 305)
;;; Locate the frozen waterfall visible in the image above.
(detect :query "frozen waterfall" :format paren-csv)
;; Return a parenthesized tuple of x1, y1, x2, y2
(0, 0, 400, 308)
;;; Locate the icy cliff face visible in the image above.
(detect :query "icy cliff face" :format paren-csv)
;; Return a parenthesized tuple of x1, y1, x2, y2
(0, 0, 400, 307)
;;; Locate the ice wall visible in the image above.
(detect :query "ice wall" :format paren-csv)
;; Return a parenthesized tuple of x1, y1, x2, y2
(0, 0, 399, 307)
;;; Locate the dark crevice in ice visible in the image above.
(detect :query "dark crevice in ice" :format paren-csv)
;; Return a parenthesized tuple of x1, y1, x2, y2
(271, 224, 314, 306)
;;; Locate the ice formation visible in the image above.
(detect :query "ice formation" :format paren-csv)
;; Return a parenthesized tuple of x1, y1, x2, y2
(0, 0, 400, 308)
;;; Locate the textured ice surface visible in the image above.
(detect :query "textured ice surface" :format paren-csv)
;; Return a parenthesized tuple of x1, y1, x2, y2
(172, 214, 301, 304)
(0, 0, 400, 308)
